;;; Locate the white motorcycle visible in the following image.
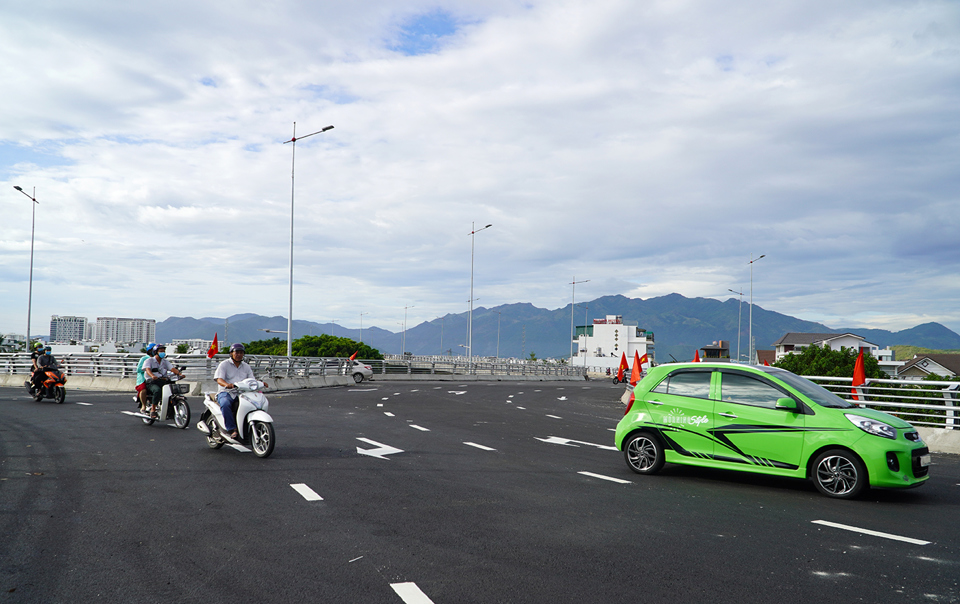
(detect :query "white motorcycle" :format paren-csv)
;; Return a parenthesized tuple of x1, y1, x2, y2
(131, 375, 191, 429)
(196, 378, 275, 458)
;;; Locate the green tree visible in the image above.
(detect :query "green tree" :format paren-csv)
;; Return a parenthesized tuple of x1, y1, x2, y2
(528, 351, 537, 361)
(773, 344, 886, 379)
(242, 335, 383, 359)
(176, 343, 189, 354)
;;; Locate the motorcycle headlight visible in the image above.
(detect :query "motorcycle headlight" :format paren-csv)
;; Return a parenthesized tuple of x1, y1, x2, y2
(845, 414, 897, 440)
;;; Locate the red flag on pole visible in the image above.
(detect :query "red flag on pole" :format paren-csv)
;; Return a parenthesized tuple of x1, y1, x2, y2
(207, 333, 218, 359)
(638, 353, 649, 368)
(763, 359, 770, 366)
(693, 350, 700, 362)
(851, 349, 866, 400)
(630, 350, 642, 386)
(616, 352, 628, 382)
(349, 350, 358, 361)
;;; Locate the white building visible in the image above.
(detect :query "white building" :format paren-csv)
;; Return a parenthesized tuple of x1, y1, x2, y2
(772, 332, 904, 376)
(171, 338, 214, 354)
(49, 315, 88, 343)
(95, 317, 156, 345)
(572, 315, 655, 371)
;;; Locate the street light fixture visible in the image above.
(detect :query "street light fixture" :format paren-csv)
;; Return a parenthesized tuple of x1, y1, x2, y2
(13, 186, 38, 351)
(728, 288, 744, 363)
(748, 254, 766, 364)
(468, 223, 492, 365)
(282, 122, 334, 358)
(569, 277, 590, 360)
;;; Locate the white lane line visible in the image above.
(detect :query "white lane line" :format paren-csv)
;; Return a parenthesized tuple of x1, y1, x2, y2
(410, 425, 430, 431)
(76, 402, 93, 406)
(352, 388, 377, 392)
(448, 390, 467, 395)
(381, 397, 390, 400)
(290, 483, 323, 501)
(378, 403, 383, 407)
(384, 412, 395, 417)
(516, 406, 526, 410)
(464, 442, 496, 451)
(393, 392, 401, 395)
(391, 582, 435, 604)
(546, 414, 563, 419)
(579, 471, 632, 484)
(811, 520, 930, 545)
(121, 411, 138, 416)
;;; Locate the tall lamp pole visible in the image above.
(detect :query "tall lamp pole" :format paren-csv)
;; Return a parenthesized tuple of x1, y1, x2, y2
(13, 186, 38, 350)
(569, 277, 589, 360)
(492, 310, 502, 360)
(748, 254, 765, 364)
(728, 288, 744, 363)
(359, 311, 369, 345)
(436, 316, 445, 356)
(402, 305, 414, 355)
(468, 223, 492, 364)
(282, 122, 334, 357)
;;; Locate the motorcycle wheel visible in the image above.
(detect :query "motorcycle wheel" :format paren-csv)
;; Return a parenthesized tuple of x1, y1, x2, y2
(249, 421, 275, 458)
(54, 386, 66, 404)
(206, 435, 224, 449)
(173, 398, 191, 429)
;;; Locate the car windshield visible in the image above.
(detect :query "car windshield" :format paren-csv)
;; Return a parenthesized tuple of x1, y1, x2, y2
(760, 367, 854, 408)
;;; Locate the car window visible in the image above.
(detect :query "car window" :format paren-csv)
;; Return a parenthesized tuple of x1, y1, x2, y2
(720, 373, 786, 410)
(652, 371, 712, 399)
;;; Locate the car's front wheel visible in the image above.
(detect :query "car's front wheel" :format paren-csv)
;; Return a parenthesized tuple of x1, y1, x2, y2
(353, 373, 364, 384)
(812, 449, 867, 499)
(623, 432, 665, 475)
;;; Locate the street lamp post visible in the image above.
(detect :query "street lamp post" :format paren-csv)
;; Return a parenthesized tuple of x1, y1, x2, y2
(282, 122, 334, 357)
(435, 316, 444, 356)
(493, 310, 501, 360)
(13, 186, 38, 350)
(728, 288, 744, 363)
(359, 312, 369, 345)
(569, 277, 590, 360)
(748, 254, 766, 364)
(468, 223, 492, 365)
(402, 305, 414, 355)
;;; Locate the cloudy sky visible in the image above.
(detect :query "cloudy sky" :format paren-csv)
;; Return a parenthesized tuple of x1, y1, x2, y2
(2, 0, 959, 340)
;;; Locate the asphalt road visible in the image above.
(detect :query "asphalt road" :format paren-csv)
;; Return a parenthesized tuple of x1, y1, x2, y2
(1, 381, 958, 604)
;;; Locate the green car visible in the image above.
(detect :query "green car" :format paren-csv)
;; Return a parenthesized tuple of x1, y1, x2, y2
(615, 362, 930, 498)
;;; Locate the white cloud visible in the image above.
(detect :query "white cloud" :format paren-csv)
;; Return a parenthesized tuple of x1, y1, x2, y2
(2, 0, 959, 339)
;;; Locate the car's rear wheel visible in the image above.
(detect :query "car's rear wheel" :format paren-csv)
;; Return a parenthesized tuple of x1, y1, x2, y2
(623, 432, 665, 475)
(353, 372, 364, 384)
(812, 449, 867, 499)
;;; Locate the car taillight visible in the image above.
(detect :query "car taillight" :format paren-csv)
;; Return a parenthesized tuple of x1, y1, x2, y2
(624, 391, 635, 416)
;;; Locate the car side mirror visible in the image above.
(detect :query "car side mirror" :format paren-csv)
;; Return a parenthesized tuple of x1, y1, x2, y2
(775, 397, 798, 411)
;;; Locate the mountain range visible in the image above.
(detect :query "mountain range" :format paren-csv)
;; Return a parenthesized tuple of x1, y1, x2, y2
(155, 293, 960, 362)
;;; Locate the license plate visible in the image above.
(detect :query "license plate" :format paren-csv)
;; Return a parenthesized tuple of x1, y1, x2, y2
(919, 454, 931, 467)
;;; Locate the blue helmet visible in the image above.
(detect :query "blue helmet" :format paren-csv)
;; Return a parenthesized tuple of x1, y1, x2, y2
(146, 342, 157, 355)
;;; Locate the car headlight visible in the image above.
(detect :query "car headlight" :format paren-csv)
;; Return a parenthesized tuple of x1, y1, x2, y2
(845, 414, 897, 440)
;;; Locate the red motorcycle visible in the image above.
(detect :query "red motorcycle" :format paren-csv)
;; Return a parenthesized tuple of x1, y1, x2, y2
(26, 366, 67, 404)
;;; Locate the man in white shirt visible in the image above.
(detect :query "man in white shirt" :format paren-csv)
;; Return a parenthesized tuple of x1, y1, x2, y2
(214, 343, 268, 439)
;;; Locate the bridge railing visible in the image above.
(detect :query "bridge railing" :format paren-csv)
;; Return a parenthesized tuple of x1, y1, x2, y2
(805, 376, 960, 430)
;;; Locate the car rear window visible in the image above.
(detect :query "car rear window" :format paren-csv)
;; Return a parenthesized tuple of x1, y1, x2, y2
(652, 371, 712, 399)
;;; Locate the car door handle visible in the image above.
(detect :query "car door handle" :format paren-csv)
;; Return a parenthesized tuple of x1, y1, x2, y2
(718, 412, 738, 418)
(648, 400, 664, 406)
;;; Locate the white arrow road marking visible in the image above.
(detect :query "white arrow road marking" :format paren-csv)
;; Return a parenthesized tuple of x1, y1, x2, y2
(76, 402, 92, 406)
(579, 471, 632, 484)
(448, 391, 467, 395)
(811, 520, 930, 545)
(546, 414, 563, 419)
(410, 425, 430, 431)
(464, 442, 496, 451)
(384, 412, 395, 417)
(356, 438, 404, 459)
(536, 436, 618, 451)
(391, 582, 435, 604)
(291, 483, 323, 501)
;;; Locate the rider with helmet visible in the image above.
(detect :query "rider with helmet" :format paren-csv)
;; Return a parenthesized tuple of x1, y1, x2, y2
(32, 345, 58, 392)
(136, 343, 157, 412)
(214, 343, 268, 439)
(142, 344, 184, 418)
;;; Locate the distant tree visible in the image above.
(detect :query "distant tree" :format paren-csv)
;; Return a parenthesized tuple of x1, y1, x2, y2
(176, 343, 189, 354)
(773, 344, 886, 379)
(528, 351, 538, 361)
(243, 335, 383, 359)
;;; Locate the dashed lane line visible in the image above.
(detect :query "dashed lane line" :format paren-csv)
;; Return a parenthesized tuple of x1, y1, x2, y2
(811, 520, 930, 545)
(291, 483, 323, 501)
(384, 412, 395, 417)
(410, 425, 430, 431)
(464, 442, 496, 451)
(76, 402, 93, 406)
(578, 471, 632, 484)
(546, 414, 563, 419)
(391, 582, 435, 604)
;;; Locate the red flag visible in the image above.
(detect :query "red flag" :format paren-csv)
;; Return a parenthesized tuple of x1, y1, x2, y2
(616, 352, 628, 382)
(349, 350, 358, 361)
(638, 353, 649, 367)
(763, 359, 770, 366)
(693, 350, 700, 362)
(851, 349, 866, 400)
(630, 350, 642, 386)
(207, 333, 218, 359)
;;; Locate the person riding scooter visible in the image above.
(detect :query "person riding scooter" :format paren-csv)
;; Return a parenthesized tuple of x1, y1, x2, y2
(32, 346, 58, 393)
(214, 343, 268, 439)
(135, 343, 157, 413)
(143, 344, 184, 419)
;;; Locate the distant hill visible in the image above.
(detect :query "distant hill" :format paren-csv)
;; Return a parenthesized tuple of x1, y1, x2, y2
(156, 294, 960, 362)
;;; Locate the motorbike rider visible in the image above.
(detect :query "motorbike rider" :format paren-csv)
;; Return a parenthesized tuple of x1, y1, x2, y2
(28, 342, 43, 390)
(33, 345, 59, 393)
(214, 343, 268, 439)
(135, 343, 157, 412)
(143, 344, 184, 418)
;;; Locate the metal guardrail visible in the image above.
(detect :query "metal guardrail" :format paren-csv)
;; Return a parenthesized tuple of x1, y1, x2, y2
(806, 376, 960, 430)
(0, 352, 586, 380)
